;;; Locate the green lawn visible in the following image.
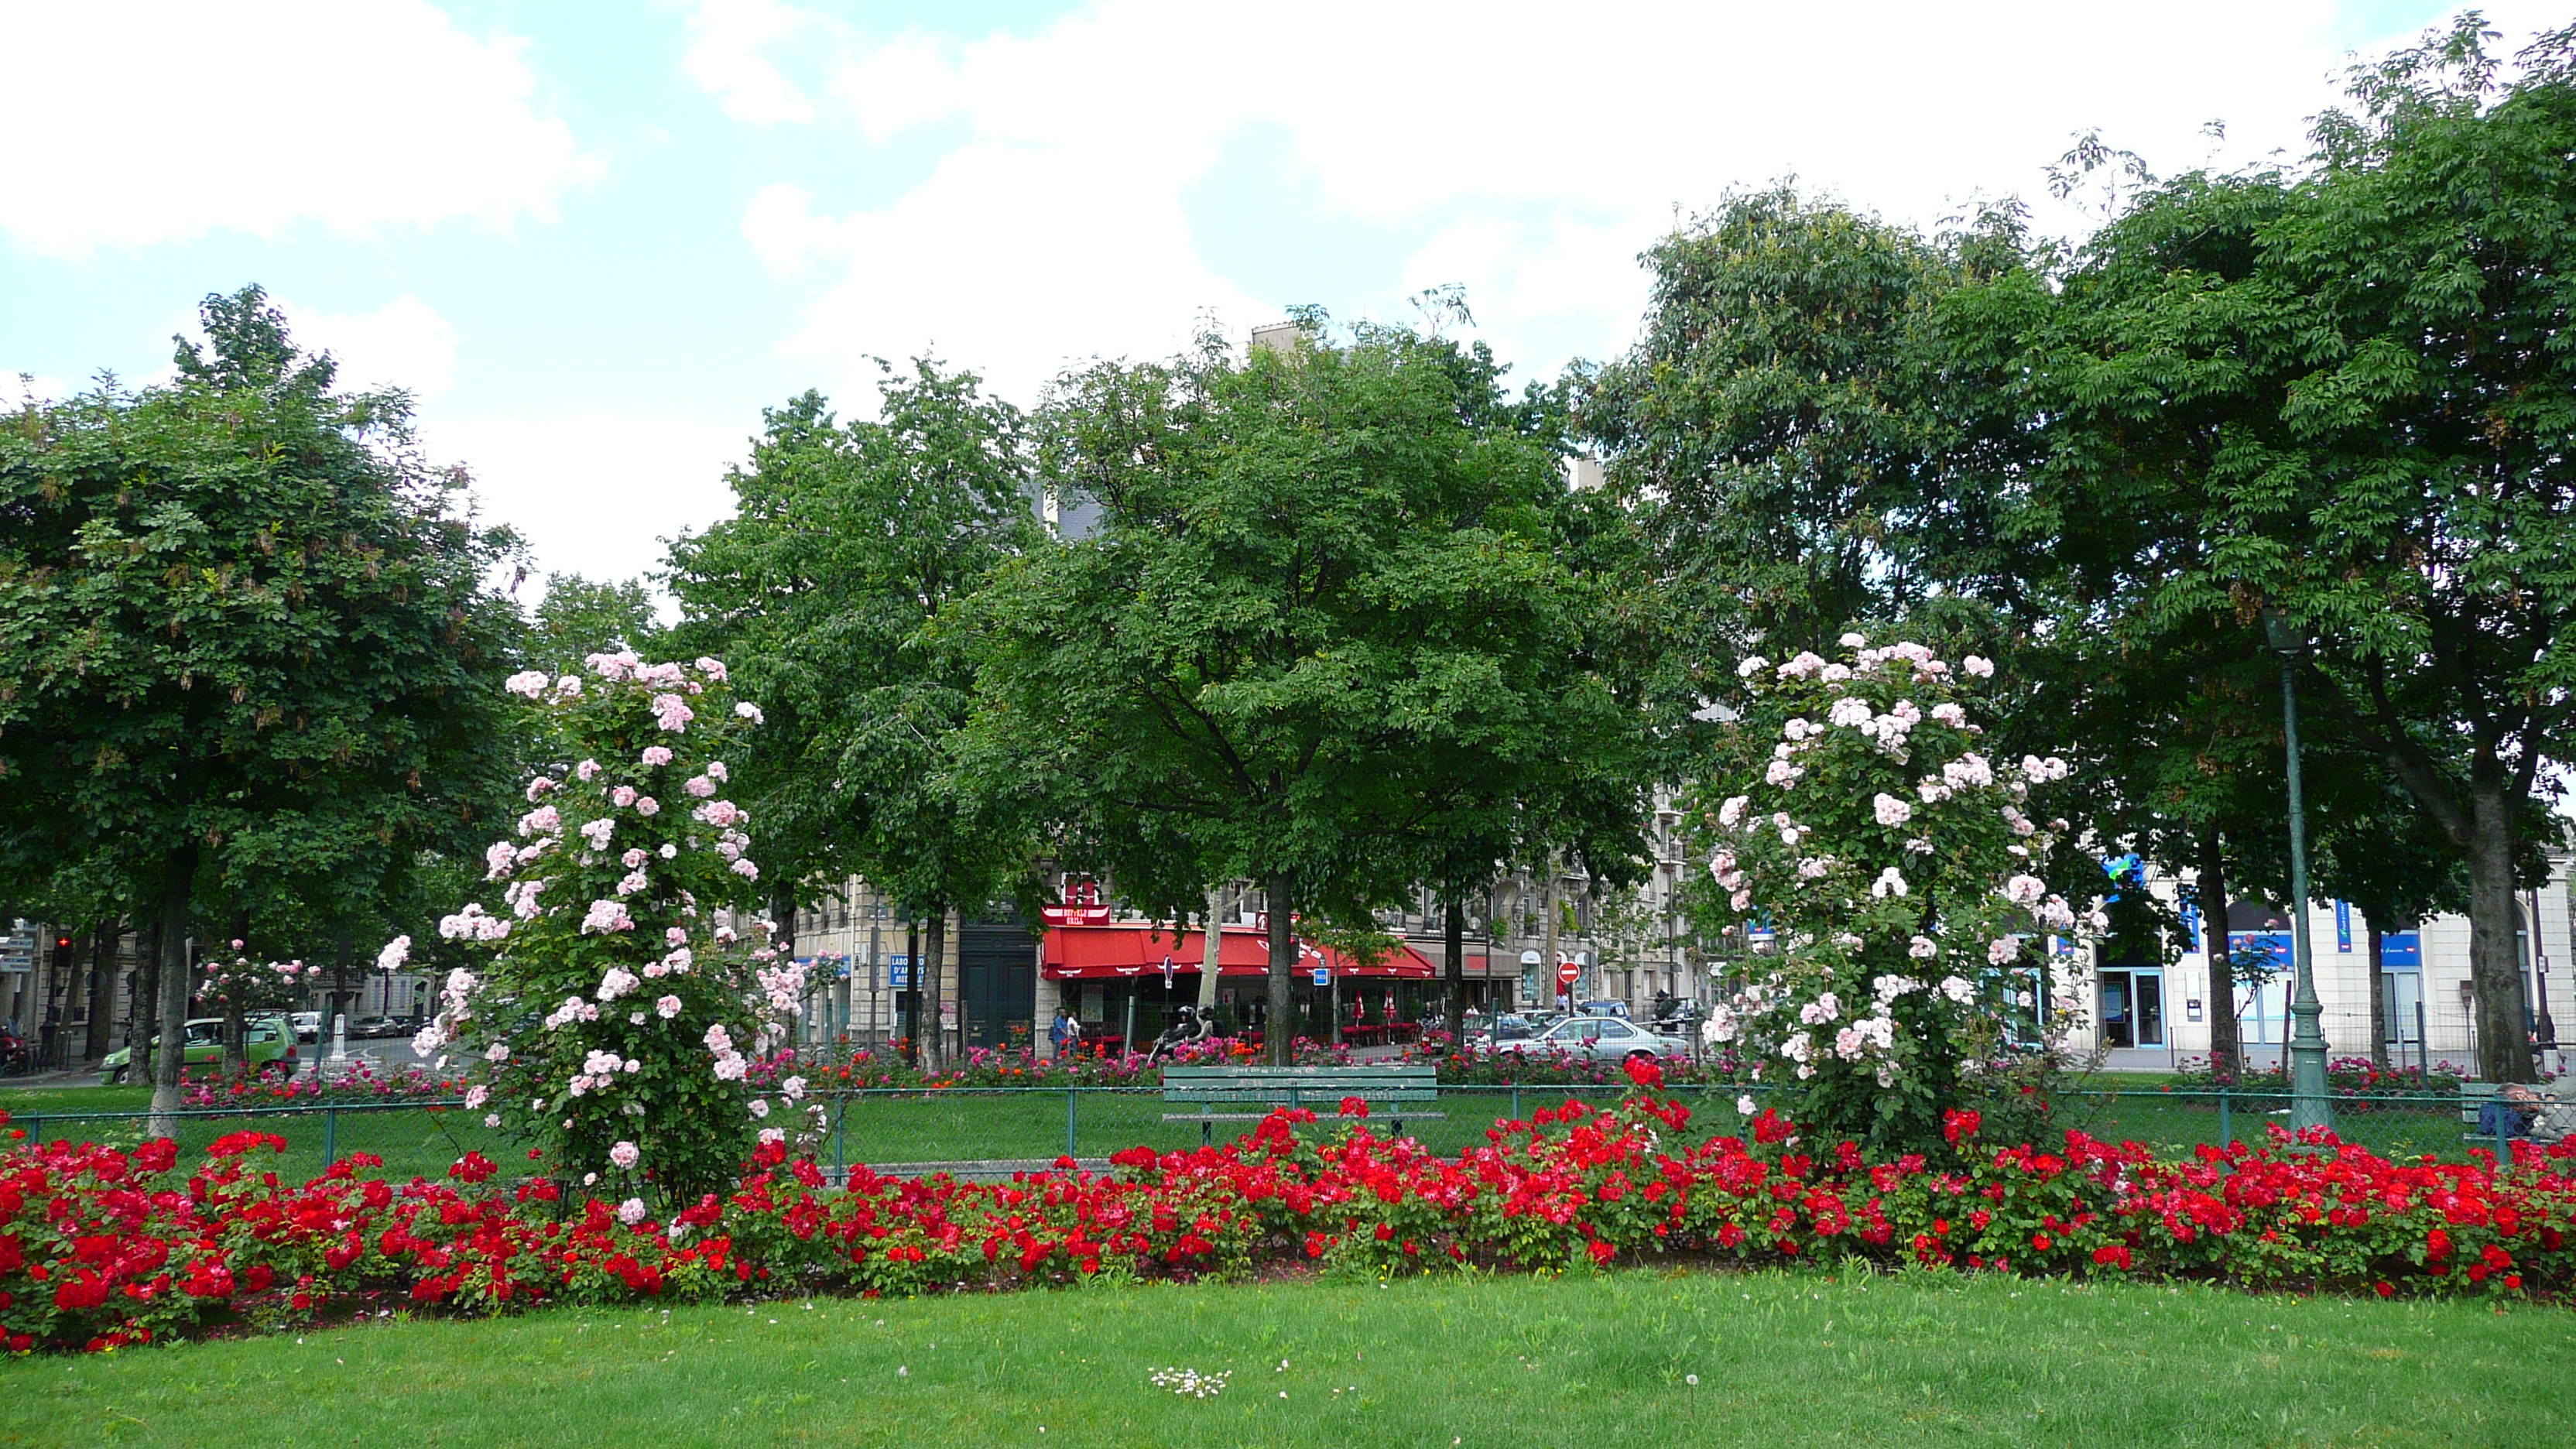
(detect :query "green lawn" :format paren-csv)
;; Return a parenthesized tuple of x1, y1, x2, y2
(0, 1269, 2564, 1447)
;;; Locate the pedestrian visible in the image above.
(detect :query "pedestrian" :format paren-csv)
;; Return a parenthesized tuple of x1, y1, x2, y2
(1049, 1005, 1078, 1060)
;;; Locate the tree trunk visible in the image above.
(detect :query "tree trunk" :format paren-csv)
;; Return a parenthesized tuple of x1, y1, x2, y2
(1443, 895, 1468, 1051)
(1541, 852, 1563, 1011)
(1197, 885, 1225, 1016)
(2366, 923, 2389, 1073)
(2467, 783, 2533, 1083)
(2197, 830, 2239, 1080)
(1266, 870, 1296, 1067)
(132, 920, 159, 1082)
(84, 923, 117, 1061)
(922, 909, 947, 1076)
(146, 844, 198, 1135)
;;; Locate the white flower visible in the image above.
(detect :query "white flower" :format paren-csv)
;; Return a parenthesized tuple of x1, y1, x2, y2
(375, 935, 412, 972)
(656, 994, 682, 1019)
(464, 1085, 488, 1109)
(485, 1043, 510, 1063)
(1986, 935, 2020, 964)
(1717, 795, 1749, 827)
(1908, 935, 1938, 959)
(1766, 758, 1805, 787)
(748, 1097, 771, 1118)
(1736, 656, 1770, 679)
(1962, 655, 1995, 677)
(735, 701, 765, 724)
(1930, 702, 1967, 728)
(1872, 793, 1913, 827)
(2002, 873, 2046, 906)
(504, 670, 551, 697)
(609, 1140, 640, 1170)
(618, 1197, 649, 1226)
(1839, 632, 1867, 648)
(1736, 1094, 1758, 1115)
(1941, 975, 1975, 1002)
(1870, 866, 1909, 899)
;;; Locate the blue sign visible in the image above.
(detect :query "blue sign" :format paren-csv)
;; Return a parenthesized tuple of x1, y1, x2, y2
(2382, 931, 2423, 969)
(1311, 968, 1331, 987)
(2180, 902, 2201, 951)
(889, 954, 911, 988)
(2335, 900, 2352, 953)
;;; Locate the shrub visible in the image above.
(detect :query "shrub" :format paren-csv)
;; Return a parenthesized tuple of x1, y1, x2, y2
(397, 653, 809, 1207)
(1694, 637, 2100, 1153)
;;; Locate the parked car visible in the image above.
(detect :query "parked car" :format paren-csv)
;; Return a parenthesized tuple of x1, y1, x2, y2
(98, 1016, 296, 1084)
(1466, 1012, 1540, 1044)
(289, 1011, 323, 1043)
(349, 1015, 408, 1040)
(1574, 999, 1631, 1019)
(1488, 1014, 1688, 1064)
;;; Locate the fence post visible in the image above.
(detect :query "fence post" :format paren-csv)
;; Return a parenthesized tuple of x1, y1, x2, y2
(20, 1115, 39, 1146)
(1065, 1089, 1077, 1159)
(1511, 1084, 1523, 1123)
(833, 1094, 848, 1183)
(322, 1108, 337, 1170)
(2218, 1088, 2232, 1148)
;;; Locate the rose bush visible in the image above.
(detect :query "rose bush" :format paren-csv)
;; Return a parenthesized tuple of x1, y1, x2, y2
(1694, 637, 2102, 1152)
(5, 1087, 2572, 1354)
(397, 653, 810, 1208)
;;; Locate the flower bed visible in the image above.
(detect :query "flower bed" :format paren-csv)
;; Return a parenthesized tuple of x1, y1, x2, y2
(2, 1080, 2570, 1355)
(2168, 1056, 2475, 1098)
(179, 1061, 468, 1109)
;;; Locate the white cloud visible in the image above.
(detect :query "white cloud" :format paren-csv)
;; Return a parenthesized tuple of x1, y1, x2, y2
(424, 414, 749, 587)
(681, 0, 818, 124)
(0, 0, 595, 255)
(278, 296, 460, 399)
(765, 140, 1268, 402)
(728, 1, 2574, 390)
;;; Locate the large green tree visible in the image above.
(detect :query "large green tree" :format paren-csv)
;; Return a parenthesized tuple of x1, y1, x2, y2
(0, 287, 520, 1124)
(666, 360, 1044, 1073)
(971, 320, 1630, 1064)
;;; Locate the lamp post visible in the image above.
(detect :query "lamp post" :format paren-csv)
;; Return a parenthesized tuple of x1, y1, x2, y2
(2263, 608, 2333, 1134)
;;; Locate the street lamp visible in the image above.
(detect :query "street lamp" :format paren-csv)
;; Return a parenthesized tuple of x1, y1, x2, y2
(2263, 607, 2334, 1134)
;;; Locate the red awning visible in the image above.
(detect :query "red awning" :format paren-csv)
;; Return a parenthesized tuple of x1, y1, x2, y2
(1043, 925, 1435, 979)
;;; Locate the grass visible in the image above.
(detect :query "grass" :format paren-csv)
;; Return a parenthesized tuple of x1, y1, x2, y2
(0, 1269, 2566, 1447)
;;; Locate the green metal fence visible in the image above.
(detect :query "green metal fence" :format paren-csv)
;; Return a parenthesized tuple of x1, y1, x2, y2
(2, 1084, 2513, 1184)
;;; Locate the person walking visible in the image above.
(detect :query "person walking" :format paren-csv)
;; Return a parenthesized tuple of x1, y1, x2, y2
(1049, 1005, 1080, 1061)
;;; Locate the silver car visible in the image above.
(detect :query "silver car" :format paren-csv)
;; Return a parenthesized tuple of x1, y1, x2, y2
(1490, 1014, 1689, 1064)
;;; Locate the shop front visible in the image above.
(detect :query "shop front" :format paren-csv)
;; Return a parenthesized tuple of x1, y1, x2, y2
(1043, 924, 1438, 1055)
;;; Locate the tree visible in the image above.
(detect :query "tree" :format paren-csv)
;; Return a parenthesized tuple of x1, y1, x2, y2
(971, 319, 1605, 1064)
(1582, 187, 2045, 690)
(0, 287, 520, 1127)
(529, 573, 659, 673)
(666, 361, 1045, 1073)
(2211, 21, 2576, 1083)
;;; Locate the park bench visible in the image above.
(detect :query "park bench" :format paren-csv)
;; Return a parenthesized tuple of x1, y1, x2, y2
(1160, 1064, 1442, 1143)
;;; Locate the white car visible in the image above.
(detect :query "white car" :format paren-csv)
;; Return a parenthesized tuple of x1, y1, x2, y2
(1489, 1014, 1690, 1064)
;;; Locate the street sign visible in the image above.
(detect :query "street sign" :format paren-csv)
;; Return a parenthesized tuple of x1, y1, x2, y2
(1311, 968, 1331, 987)
(889, 954, 911, 988)
(0, 928, 33, 975)
(1555, 958, 1581, 989)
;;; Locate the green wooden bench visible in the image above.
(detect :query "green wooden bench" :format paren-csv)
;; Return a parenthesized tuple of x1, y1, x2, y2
(1160, 1064, 1443, 1143)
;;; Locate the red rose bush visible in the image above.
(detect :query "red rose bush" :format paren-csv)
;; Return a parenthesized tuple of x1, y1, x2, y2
(4, 1083, 2571, 1355)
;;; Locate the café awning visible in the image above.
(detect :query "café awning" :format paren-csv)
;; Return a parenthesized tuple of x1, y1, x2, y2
(1043, 925, 1436, 980)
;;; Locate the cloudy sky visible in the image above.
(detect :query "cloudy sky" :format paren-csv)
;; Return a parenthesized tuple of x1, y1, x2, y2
(2, 0, 2561, 594)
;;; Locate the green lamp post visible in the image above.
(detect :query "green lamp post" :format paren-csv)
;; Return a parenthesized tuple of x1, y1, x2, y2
(2263, 606, 2334, 1134)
